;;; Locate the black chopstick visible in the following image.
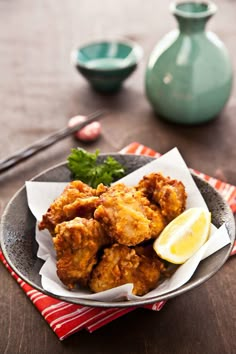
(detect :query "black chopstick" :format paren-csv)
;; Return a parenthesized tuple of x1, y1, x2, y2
(0, 110, 107, 173)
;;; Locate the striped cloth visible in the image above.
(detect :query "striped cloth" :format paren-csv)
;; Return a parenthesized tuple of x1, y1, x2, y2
(0, 142, 235, 340)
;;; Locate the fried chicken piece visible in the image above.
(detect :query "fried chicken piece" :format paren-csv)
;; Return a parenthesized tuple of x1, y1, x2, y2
(136, 172, 187, 222)
(53, 217, 110, 289)
(144, 202, 167, 237)
(135, 243, 163, 259)
(39, 180, 107, 236)
(135, 244, 171, 277)
(89, 244, 163, 296)
(94, 183, 166, 246)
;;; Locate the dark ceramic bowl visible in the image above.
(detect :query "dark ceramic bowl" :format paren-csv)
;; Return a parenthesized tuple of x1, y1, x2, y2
(71, 39, 143, 92)
(0, 154, 235, 308)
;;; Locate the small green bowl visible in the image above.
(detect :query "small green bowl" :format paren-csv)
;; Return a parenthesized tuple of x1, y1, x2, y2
(71, 39, 143, 93)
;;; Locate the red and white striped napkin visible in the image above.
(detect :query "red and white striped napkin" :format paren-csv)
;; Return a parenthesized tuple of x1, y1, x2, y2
(0, 142, 235, 340)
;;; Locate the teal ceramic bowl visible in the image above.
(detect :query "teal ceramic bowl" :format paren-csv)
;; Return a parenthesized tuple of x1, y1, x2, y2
(71, 39, 143, 92)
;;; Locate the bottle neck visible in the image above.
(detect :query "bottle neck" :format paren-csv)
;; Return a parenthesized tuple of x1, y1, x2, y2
(176, 16, 208, 34)
(170, 1, 217, 34)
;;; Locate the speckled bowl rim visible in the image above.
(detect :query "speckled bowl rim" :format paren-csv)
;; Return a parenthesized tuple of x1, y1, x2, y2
(0, 153, 235, 308)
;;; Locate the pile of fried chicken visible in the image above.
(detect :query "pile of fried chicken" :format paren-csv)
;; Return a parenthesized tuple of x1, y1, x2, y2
(39, 172, 187, 296)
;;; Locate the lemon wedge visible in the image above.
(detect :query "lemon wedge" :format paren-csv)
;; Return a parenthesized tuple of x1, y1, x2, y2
(153, 207, 211, 264)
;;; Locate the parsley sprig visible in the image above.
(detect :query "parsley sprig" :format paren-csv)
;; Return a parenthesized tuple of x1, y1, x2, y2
(67, 148, 125, 188)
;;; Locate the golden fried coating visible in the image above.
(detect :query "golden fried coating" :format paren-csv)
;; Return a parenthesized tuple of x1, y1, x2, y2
(89, 244, 163, 296)
(94, 183, 166, 246)
(144, 202, 167, 237)
(39, 172, 187, 296)
(53, 217, 110, 289)
(39, 180, 107, 236)
(136, 172, 187, 222)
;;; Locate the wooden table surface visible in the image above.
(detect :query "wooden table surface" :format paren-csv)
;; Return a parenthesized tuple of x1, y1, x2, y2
(0, 0, 235, 353)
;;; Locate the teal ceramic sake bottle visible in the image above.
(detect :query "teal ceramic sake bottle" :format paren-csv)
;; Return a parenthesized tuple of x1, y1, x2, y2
(145, 1, 233, 124)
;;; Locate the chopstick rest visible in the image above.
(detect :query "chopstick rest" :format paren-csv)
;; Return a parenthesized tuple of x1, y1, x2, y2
(0, 110, 107, 173)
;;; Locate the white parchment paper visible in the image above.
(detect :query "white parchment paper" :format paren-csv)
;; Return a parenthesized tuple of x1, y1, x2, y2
(26, 148, 231, 301)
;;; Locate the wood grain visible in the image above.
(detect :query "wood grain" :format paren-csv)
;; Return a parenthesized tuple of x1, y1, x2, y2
(0, 0, 235, 353)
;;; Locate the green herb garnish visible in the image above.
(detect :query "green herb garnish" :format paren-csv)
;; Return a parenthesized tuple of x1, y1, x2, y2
(67, 148, 125, 188)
